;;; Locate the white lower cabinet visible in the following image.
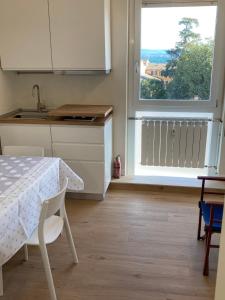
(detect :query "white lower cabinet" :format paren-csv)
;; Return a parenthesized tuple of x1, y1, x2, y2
(0, 124, 52, 156)
(51, 119, 112, 198)
(0, 119, 112, 199)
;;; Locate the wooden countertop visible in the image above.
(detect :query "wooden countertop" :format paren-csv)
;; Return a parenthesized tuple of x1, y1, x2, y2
(48, 104, 113, 118)
(0, 107, 113, 126)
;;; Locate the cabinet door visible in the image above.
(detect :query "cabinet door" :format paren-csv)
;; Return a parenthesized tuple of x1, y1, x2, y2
(49, 0, 111, 71)
(0, 0, 52, 70)
(0, 125, 52, 156)
(65, 160, 105, 194)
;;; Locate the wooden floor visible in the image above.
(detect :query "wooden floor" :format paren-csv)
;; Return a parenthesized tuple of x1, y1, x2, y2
(2, 189, 218, 300)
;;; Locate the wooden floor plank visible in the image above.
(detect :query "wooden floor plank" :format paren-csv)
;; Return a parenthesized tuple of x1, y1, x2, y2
(2, 189, 217, 299)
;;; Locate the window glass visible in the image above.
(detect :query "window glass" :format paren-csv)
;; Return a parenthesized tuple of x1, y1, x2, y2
(140, 5, 217, 101)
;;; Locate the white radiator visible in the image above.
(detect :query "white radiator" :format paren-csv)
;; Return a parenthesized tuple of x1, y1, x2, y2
(141, 119, 208, 168)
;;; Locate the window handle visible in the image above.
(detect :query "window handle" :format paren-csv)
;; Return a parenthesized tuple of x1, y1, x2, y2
(135, 61, 139, 74)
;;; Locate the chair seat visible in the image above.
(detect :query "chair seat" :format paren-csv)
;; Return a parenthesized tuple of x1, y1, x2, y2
(26, 215, 64, 245)
(201, 202, 223, 231)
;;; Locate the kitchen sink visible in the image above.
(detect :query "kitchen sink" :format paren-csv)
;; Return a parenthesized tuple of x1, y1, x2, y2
(13, 110, 49, 120)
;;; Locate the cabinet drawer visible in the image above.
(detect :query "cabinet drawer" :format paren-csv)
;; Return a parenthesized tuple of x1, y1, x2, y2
(51, 125, 104, 144)
(53, 143, 104, 161)
(65, 160, 104, 194)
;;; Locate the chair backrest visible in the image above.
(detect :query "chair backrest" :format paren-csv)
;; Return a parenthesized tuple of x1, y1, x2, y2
(2, 145, 45, 157)
(37, 177, 68, 244)
(40, 177, 68, 221)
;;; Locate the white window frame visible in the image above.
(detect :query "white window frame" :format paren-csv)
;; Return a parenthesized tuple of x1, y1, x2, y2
(128, 0, 225, 115)
(127, 0, 225, 176)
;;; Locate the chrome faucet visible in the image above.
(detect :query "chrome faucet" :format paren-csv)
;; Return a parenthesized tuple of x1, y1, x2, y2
(32, 84, 46, 112)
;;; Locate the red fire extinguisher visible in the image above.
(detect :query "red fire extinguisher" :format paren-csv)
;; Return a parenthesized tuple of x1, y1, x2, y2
(113, 155, 121, 179)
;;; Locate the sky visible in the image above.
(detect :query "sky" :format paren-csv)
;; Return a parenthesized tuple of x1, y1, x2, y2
(141, 6, 217, 50)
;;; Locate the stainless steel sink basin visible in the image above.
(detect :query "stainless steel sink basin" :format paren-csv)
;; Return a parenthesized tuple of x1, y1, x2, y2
(13, 110, 49, 120)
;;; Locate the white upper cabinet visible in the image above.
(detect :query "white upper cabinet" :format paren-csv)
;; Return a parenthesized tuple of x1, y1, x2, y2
(0, 0, 111, 72)
(0, 0, 52, 71)
(49, 0, 111, 71)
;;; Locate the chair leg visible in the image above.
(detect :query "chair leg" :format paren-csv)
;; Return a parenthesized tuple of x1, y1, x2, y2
(203, 230, 212, 276)
(0, 266, 3, 296)
(39, 243, 57, 300)
(197, 206, 202, 240)
(24, 245, 29, 261)
(64, 213, 78, 264)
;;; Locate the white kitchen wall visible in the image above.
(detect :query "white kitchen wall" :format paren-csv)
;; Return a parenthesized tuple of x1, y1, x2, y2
(11, 0, 128, 174)
(0, 70, 16, 114)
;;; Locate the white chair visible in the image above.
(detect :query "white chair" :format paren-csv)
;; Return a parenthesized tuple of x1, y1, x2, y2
(2, 145, 45, 157)
(25, 177, 78, 300)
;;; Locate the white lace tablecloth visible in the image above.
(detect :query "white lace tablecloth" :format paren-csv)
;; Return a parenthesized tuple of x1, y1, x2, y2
(0, 156, 84, 266)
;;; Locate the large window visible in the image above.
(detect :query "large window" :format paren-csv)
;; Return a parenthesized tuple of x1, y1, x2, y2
(128, 0, 225, 177)
(139, 4, 217, 101)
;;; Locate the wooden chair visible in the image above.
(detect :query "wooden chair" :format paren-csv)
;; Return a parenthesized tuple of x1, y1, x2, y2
(25, 177, 78, 300)
(197, 176, 224, 276)
(2, 145, 44, 156)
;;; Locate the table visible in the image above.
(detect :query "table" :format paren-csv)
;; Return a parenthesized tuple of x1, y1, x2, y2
(0, 156, 84, 295)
